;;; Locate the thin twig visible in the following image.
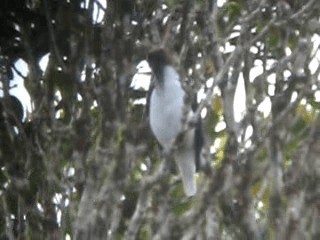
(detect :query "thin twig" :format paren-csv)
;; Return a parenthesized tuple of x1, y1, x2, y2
(11, 63, 27, 80)
(43, 0, 67, 71)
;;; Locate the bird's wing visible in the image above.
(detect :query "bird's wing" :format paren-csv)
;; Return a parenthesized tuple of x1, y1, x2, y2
(145, 75, 155, 117)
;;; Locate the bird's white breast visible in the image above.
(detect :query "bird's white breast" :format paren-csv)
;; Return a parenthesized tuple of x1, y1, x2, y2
(150, 66, 185, 150)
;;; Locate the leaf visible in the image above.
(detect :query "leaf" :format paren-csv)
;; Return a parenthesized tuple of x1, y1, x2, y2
(296, 104, 315, 123)
(226, 1, 242, 21)
(267, 26, 281, 49)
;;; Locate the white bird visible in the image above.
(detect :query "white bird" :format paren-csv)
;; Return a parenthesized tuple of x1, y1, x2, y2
(147, 49, 202, 196)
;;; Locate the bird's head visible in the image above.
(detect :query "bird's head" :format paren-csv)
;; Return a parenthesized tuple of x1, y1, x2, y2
(147, 49, 172, 83)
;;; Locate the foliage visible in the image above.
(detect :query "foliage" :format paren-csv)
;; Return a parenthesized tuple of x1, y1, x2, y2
(0, 0, 320, 239)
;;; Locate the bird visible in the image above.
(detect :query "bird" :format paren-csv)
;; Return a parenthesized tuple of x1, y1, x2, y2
(147, 49, 203, 196)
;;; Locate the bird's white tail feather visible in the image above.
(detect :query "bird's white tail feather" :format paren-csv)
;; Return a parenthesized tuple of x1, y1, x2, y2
(176, 148, 196, 196)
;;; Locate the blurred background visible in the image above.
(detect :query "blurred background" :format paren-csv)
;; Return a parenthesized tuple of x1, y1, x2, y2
(0, 0, 319, 239)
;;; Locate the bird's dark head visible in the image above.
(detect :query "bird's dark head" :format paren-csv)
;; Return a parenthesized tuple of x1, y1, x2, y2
(147, 49, 172, 82)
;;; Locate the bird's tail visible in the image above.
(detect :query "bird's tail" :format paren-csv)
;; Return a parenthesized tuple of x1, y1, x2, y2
(176, 148, 196, 196)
